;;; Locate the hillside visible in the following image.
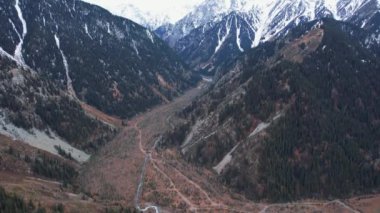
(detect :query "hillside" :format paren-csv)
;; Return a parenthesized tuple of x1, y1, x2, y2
(0, 0, 196, 118)
(0, 51, 115, 160)
(164, 19, 380, 201)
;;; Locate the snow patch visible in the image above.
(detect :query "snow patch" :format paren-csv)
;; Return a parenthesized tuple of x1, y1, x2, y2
(235, 16, 244, 52)
(324, 0, 340, 20)
(107, 22, 111, 34)
(114, 27, 125, 40)
(132, 40, 140, 58)
(14, 0, 28, 65)
(251, 2, 272, 47)
(0, 47, 17, 62)
(54, 34, 76, 98)
(146, 29, 155, 43)
(84, 24, 93, 39)
(337, 0, 367, 20)
(201, 75, 213, 82)
(0, 112, 90, 163)
(0, 47, 28, 69)
(9, 19, 21, 40)
(215, 16, 232, 53)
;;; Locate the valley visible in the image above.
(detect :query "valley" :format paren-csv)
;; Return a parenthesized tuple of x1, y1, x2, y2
(0, 0, 380, 212)
(79, 81, 380, 212)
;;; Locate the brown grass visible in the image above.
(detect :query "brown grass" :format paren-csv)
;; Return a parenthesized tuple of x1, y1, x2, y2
(0, 134, 103, 212)
(80, 102, 122, 127)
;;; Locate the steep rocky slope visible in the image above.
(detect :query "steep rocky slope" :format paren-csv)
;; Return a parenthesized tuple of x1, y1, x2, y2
(164, 19, 380, 201)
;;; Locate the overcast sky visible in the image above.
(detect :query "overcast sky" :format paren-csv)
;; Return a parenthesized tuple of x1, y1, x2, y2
(82, 0, 204, 22)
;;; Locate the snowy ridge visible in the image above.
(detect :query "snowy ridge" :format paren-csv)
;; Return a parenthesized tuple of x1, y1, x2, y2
(116, 4, 170, 29)
(168, 0, 373, 50)
(337, 0, 369, 19)
(81, 0, 202, 29)
(325, 0, 340, 19)
(54, 34, 77, 98)
(13, 0, 27, 65)
(251, 2, 272, 47)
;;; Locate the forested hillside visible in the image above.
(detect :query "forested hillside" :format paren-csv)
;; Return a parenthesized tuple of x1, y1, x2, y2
(0, 49, 114, 158)
(164, 19, 380, 201)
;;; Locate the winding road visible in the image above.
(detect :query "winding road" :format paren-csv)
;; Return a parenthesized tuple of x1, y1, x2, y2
(133, 119, 161, 213)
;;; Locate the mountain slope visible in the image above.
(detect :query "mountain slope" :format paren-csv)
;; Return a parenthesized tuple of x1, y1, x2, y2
(0, 0, 196, 118)
(163, 19, 380, 201)
(0, 50, 114, 162)
(174, 12, 254, 75)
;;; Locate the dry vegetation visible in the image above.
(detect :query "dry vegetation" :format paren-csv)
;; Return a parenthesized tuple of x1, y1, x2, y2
(2, 82, 380, 212)
(0, 134, 103, 212)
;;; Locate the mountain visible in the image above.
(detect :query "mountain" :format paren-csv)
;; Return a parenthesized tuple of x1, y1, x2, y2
(163, 19, 380, 201)
(81, 0, 203, 30)
(174, 11, 258, 76)
(157, 0, 380, 75)
(163, 0, 379, 45)
(99, 3, 171, 30)
(0, 49, 114, 162)
(0, 0, 196, 119)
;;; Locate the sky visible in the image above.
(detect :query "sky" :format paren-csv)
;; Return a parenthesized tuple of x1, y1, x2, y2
(82, 0, 204, 23)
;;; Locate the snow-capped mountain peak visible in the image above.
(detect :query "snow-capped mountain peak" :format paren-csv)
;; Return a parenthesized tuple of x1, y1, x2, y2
(164, 0, 376, 45)
(165, 0, 379, 75)
(81, 0, 203, 29)
(116, 4, 170, 29)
